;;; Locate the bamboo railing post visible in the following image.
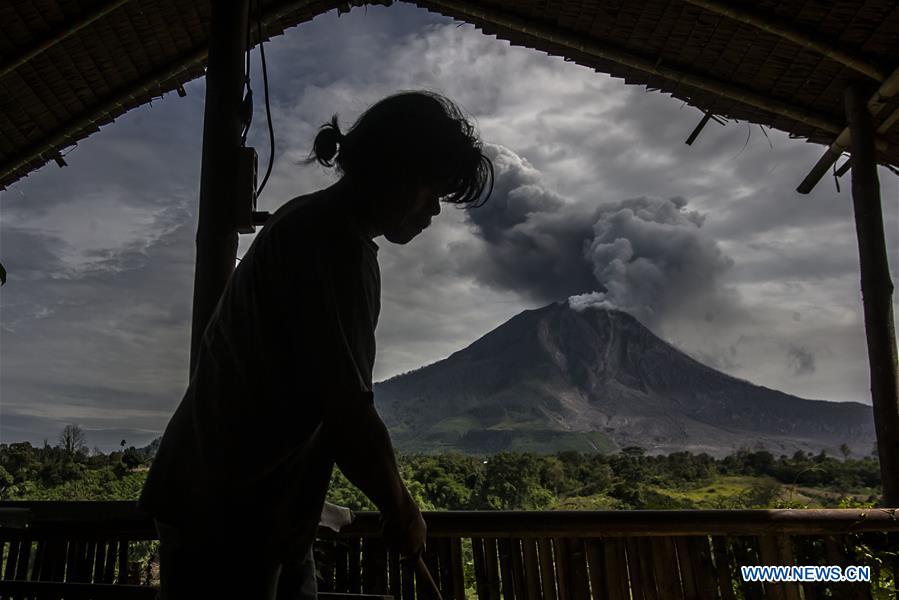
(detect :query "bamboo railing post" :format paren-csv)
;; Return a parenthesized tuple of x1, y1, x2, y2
(389, 548, 401, 599)
(602, 539, 629, 600)
(84, 540, 97, 583)
(536, 538, 557, 600)
(362, 537, 389, 594)
(731, 537, 764, 600)
(583, 540, 605, 600)
(335, 540, 349, 593)
(93, 540, 107, 583)
(448, 538, 465, 599)
(484, 538, 501, 600)
(3, 539, 19, 579)
(712, 537, 737, 600)
(673, 537, 699, 600)
(844, 82, 899, 507)
(103, 540, 117, 583)
(521, 538, 541, 599)
(348, 538, 363, 594)
(552, 538, 570, 600)
(568, 538, 591, 600)
(649, 537, 683, 599)
(400, 555, 415, 600)
(509, 538, 527, 599)
(472, 537, 492, 600)
(757, 536, 787, 600)
(636, 538, 660, 600)
(497, 538, 515, 599)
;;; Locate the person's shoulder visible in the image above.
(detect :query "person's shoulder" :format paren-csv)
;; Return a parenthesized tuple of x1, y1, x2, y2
(267, 191, 330, 234)
(262, 191, 365, 261)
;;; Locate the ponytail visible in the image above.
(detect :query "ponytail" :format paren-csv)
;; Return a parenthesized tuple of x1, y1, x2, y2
(305, 115, 343, 167)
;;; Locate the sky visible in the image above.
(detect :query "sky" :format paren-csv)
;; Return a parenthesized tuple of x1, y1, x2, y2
(1, 3, 897, 452)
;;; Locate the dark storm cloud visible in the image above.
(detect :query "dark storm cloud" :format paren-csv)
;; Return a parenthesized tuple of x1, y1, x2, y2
(0, 227, 70, 281)
(0, 410, 160, 450)
(2, 1, 895, 451)
(786, 344, 817, 376)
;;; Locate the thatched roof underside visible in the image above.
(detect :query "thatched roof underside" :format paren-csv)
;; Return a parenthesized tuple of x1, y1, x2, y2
(1, 0, 898, 190)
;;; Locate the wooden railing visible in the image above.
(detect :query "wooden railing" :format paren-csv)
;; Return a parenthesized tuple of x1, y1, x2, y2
(1, 502, 897, 599)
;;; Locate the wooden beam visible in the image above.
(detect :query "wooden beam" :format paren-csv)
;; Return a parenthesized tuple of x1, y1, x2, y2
(410, 0, 844, 136)
(798, 66, 899, 193)
(0, 0, 133, 81)
(189, 0, 249, 375)
(844, 83, 899, 507)
(685, 110, 714, 145)
(684, 0, 888, 82)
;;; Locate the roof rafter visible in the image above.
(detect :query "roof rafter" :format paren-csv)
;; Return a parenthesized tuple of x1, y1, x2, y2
(0, 0, 133, 81)
(683, 0, 889, 82)
(0, 45, 206, 188)
(411, 0, 845, 136)
(0, 0, 331, 189)
(797, 65, 899, 193)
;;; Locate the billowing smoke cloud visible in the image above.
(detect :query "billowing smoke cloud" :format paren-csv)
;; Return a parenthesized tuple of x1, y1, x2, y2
(459, 144, 598, 300)
(571, 196, 735, 326)
(786, 344, 816, 375)
(463, 144, 736, 328)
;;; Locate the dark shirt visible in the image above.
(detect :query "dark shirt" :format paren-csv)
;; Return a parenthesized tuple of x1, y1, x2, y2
(138, 189, 380, 561)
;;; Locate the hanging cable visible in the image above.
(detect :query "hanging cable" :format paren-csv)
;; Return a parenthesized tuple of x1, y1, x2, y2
(240, 8, 253, 147)
(254, 0, 275, 197)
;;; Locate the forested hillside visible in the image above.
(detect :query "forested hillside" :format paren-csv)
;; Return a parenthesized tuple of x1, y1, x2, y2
(0, 426, 882, 510)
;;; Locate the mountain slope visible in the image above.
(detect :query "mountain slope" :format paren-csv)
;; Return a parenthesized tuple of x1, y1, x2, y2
(374, 302, 874, 456)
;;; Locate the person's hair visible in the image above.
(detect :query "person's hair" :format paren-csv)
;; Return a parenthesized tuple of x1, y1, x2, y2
(305, 91, 493, 207)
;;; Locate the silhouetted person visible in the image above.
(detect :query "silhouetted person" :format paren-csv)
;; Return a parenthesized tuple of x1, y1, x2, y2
(138, 91, 493, 599)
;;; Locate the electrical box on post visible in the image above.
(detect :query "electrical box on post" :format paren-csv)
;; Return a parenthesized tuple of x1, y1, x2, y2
(236, 146, 258, 234)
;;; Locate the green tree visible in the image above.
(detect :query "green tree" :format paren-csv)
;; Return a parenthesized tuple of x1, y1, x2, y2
(481, 453, 554, 510)
(122, 447, 143, 469)
(0, 465, 14, 498)
(59, 424, 88, 457)
(839, 443, 851, 459)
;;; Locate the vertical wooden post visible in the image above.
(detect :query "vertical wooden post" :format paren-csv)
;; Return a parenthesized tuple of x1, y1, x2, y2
(844, 83, 899, 506)
(190, 0, 249, 375)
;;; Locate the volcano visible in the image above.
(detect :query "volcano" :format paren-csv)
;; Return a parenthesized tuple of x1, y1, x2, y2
(373, 302, 875, 457)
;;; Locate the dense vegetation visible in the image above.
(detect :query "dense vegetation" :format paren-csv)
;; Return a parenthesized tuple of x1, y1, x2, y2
(0, 427, 882, 510)
(2, 428, 892, 598)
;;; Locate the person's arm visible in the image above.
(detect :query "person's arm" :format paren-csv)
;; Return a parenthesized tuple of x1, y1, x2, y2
(320, 398, 426, 557)
(286, 232, 425, 556)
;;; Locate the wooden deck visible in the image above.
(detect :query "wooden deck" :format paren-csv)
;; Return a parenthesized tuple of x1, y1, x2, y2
(1, 502, 897, 599)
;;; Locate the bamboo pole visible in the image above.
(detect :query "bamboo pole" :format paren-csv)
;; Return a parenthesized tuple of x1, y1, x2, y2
(844, 83, 899, 507)
(684, 0, 887, 82)
(409, 0, 844, 135)
(189, 0, 249, 375)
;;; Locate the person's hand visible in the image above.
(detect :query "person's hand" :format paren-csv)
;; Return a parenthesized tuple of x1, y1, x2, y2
(381, 488, 427, 559)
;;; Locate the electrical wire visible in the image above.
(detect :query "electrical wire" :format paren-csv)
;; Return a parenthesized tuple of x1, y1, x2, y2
(254, 0, 275, 197)
(240, 10, 252, 147)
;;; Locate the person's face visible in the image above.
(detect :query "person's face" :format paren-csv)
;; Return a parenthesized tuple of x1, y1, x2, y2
(381, 184, 443, 245)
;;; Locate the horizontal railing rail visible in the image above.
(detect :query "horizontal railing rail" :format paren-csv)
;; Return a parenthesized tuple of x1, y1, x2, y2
(3, 502, 897, 536)
(1, 502, 897, 599)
